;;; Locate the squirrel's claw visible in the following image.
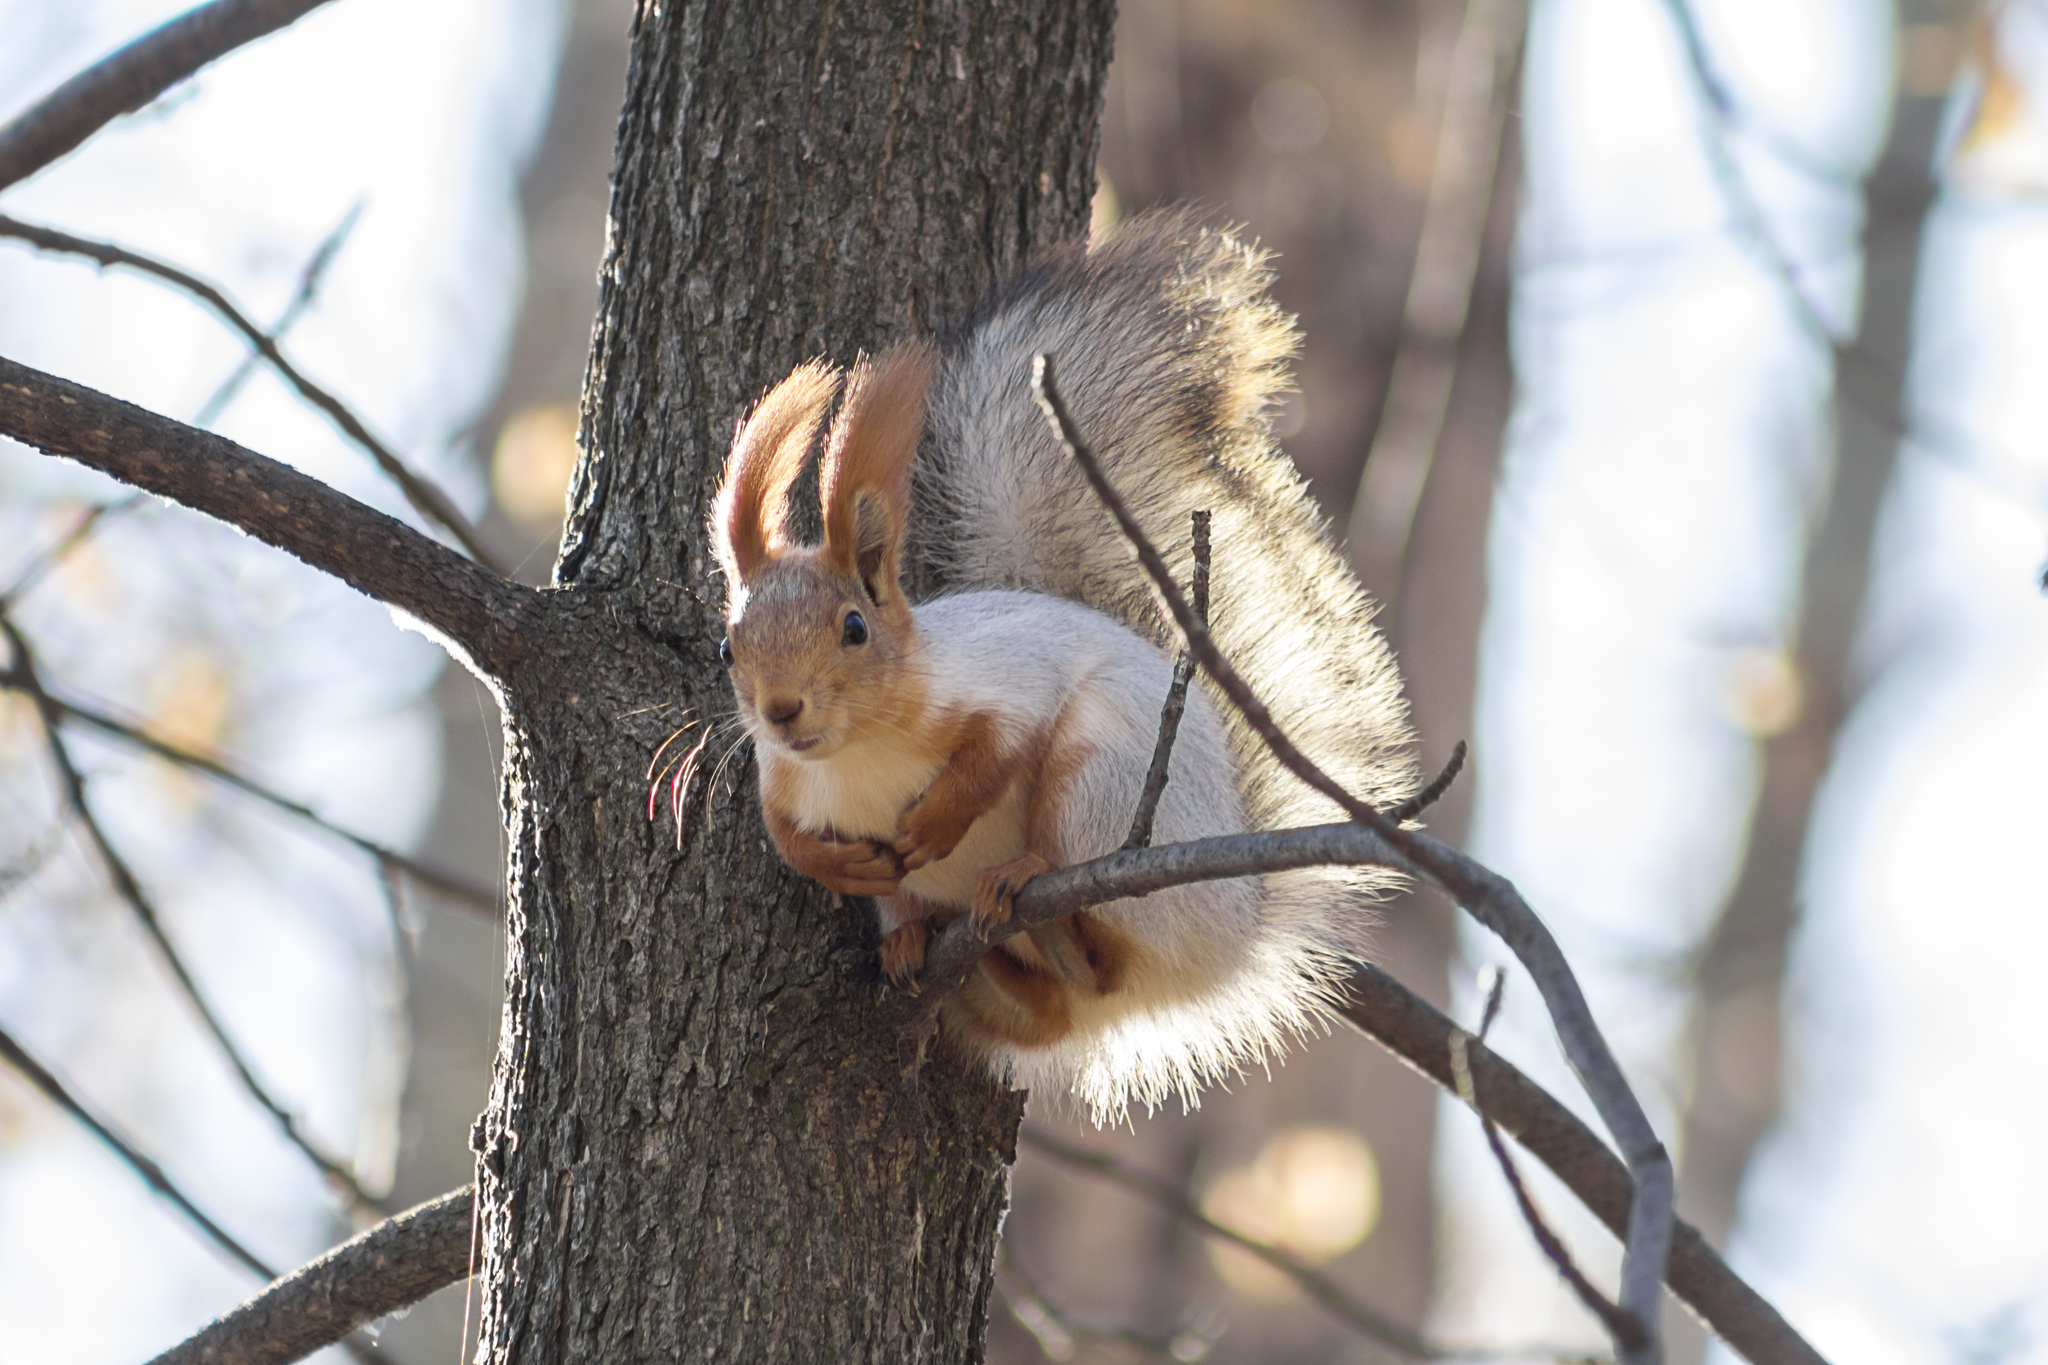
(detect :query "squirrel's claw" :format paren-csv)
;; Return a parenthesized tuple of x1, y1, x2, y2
(879, 918, 930, 987)
(892, 831, 954, 874)
(970, 853, 1055, 932)
(815, 837, 905, 897)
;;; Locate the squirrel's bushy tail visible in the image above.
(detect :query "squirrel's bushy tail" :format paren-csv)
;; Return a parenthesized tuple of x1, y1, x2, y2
(922, 209, 1418, 981)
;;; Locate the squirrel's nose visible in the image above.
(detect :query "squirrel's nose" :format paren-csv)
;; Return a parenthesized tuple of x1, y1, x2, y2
(763, 696, 804, 726)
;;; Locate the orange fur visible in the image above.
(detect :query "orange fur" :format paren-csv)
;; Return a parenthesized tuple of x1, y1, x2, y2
(820, 341, 936, 594)
(877, 909, 932, 986)
(761, 797, 903, 897)
(713, 362, 840, 582)
(894, 709, 1024, 871)
(959, 943, 1075, 1047)
(945, 702, 1138, 1049)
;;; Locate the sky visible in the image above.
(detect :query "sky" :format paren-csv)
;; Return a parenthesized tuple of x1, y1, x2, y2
(0, 0, 559, 1358)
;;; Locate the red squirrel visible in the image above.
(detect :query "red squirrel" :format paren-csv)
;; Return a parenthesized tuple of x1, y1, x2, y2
(709, 212, 1417, 1119)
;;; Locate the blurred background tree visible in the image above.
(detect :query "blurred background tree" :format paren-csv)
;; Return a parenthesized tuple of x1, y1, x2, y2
(3, 0, 2043, 1362)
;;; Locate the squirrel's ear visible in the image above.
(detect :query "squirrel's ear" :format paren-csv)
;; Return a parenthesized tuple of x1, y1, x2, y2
(712, 360, 841, 584)
(819, 339, 935, 599)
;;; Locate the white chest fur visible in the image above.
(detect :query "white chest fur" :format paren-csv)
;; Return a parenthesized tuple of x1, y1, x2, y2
(773, 737, 942, 842)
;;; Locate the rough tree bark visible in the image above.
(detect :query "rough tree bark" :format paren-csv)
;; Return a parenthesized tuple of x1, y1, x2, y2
(468, 3, 1115, 1361)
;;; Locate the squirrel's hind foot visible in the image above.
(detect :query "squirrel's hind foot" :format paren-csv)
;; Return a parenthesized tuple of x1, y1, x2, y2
(878, 916, 930, 987)
(971, 853, 1056, 932)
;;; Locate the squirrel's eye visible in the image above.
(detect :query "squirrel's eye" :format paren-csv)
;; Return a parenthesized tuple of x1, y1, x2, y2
(841, 611, 869, 647)
(718, 636, 735, 668)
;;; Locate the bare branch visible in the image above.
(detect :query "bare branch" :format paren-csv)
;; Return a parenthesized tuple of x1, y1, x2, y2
(1340, 961, 1829, 1365)
(0, 1019, 275, 1279)
(2, 1015, 408, 1365)
(1454, 971, 1643, 1349)
(1344, 0, 1527, 601)
(0, 669, 498, 915)
(1029, 354, 1674, 1364)
(0, 214, 504, 572)
(997, 1246, 1224, 1362)
(0, 356, 536, 677)
(145, 1187, 476, 1365)
(1021, 1126, 1442, 1358)
(0, 0, 338, 192)
(1660, 0, 1987, 488)
(0, 617, 388, 1215)
(195, 200, 363, 428)
(1124, 510, 1210, 851)
(1390, 738, 1468, 824)
(0, 495, 141, 609)
(1022, 1125, 1605, 1363)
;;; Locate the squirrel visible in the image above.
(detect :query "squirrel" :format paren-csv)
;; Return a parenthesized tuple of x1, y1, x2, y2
(708, 211, 1417, 1120)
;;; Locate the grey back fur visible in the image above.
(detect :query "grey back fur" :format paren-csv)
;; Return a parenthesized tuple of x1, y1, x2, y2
(920, 210, 1418, 935)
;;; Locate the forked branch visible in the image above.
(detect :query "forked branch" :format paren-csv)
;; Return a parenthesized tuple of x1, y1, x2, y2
(1028, 354, 1674, 1365)
(0, 215, 503, 571)
(0, 357, 535, 678)
(141, 953, 1823, 1365)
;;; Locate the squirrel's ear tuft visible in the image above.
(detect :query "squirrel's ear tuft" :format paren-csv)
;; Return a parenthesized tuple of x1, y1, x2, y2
(820, 339, 935, 600)
(712, 360, 841, 585)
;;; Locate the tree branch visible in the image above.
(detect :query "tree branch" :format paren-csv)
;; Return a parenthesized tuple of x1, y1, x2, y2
(0, 356, 537, 679)
(996, 1247, 1224, 1362)
(0, 0, 338, 193)
(144, 1187, 476, 1365)
(1020, 1126, 1458, 1360)
(1390, 738, 1467, 824)
(1, 617, 386, 1215)
(1339, 961, 1828, 1365)
(0, 665, 498, 915)
(1029, 355, 1675, 1364)
(1455, 971, 1642, 1350)
(1123, 509, 1209, 851)
(0, 1020, 276, 1280)
(0, 214, 503, 572)
(124, 964, 1825, 1365)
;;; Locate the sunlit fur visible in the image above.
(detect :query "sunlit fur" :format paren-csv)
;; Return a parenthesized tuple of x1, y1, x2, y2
(710, 212, 1418, 1122)
(712, 360, 839, 584)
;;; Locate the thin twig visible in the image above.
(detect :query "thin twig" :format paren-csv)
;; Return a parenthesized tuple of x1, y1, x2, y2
(1022, 1126, 1606, 1363)
(1340, 961, 1828, 1365)
(1021, 1127, 1431, 1358)
(1389, 739, 1467, 824)
(194, 200, 364, 429)
(1030, 355, 1674, 1365)
(0, 495, 143, 610)
(0, 617, 388, 1216)
(1454, 971, 1643, 1349)
(0, 1019, 272, 1278)
(0, 668, 498, 915)
(0, 0, 338, 192)
(997, 1246, 1223, 1362)
(0, 214, 503, 572)
(1345, 0, 1527, 602)
(1125, 510, 1211, 851)
(1660, 0, 1988, 487)
(144, 1187, 476, 1365)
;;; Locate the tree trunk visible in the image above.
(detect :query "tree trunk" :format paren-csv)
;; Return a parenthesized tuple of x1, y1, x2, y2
(469, 3, 1115, 1360)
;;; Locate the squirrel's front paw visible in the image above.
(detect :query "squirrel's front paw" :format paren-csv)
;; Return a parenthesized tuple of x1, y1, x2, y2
(970, 853, 1056, 931)
(816, 839, 905, 897)
(893, 804, 972, 873)
(878, 918, 930, 987)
